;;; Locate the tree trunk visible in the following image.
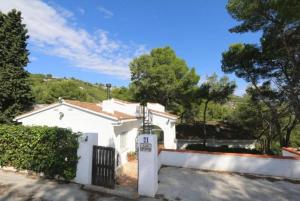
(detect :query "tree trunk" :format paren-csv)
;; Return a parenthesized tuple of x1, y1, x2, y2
(180, 112, 184, 124)
(265, 137, 272, 154)
(284, 129, 292, 147)
(264, 121, 273, 154)
(203, 100, 209, 147)
(283, 119, 298, 147)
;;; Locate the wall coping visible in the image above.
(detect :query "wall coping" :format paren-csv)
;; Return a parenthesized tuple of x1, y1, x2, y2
(282, 147, 300, 156)
(160, 149, 300, 160)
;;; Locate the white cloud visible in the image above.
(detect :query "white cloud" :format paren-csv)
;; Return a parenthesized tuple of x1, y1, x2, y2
(97, 6, 114, 18)
(234, 85, 247, 96)
(77, 8, 85, 15)
(29, 56, 38, 62)
(0, 0, 145, 78)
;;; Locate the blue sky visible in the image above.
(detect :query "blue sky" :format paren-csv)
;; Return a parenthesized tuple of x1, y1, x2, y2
(0, 0, 261, 95)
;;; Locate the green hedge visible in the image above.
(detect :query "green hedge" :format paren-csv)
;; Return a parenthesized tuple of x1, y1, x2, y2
(186, 144, 262, 154)
(0, 124, 79, 181)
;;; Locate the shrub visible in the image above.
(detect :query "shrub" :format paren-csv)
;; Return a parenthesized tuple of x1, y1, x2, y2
(127, 151, 136, 161)
(0, 124, 79, 181)
(186, 144, 262, 154)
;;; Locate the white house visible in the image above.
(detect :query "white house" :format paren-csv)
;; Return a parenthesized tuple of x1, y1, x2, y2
(15, 98, 177, 184)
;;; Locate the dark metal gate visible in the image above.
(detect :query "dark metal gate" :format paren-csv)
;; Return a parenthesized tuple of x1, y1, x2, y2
(92, 145, 115, 188)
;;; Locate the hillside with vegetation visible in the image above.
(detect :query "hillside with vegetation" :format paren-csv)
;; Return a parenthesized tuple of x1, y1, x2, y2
(29, 74, 133, 104)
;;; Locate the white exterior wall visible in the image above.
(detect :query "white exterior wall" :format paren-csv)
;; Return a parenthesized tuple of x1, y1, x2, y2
(147, 103, 165, 112)
(151, 114, 176, 149)
(17, 104, 142, 184)
(18, 104, 141, 162)
(113, 120, 141, 165)
(159, 150, 300, 180)
(18, 104, 115, 147)
(102, 99, 140, 116)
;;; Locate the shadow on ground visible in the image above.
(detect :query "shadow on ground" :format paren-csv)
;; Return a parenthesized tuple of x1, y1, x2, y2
(157, 166, 300, 201)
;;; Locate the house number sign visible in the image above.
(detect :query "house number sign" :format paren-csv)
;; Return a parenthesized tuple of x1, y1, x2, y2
(140, 137, 152, 152)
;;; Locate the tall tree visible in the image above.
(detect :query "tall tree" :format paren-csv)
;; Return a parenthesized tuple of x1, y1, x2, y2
(198, 74, 236, 146)
(229, 94, 279, 153)
(222, 0, 300, 146)
(0, 10, 34, 123)
(129, 46, 200, 115)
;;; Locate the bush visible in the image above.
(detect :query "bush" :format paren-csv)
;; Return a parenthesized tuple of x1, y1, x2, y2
(0, 124, 79, 181)
(186, 144, 262, 154)
(127, 151, 136, 161)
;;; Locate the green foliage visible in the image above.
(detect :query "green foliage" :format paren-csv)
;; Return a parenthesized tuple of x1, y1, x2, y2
(199, 101, 234, 121)
(129, 46, 200, 113)
(0, 10, 34, 123)
(186, 144, 262, 154)
(198, 74, 236, 104)
(111, 87, 135, 101)
(222, 0, 300, 147)
(197, 74, 236, 146)
(176, 122, 253, 140)
(228, 96, 262, 130)
(30, 74, 114, 103)
(290, 125, 300, 147)
(0, 124, 79, 181)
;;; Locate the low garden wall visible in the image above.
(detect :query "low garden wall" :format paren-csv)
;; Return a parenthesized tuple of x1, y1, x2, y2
(159, 149, 300, 180)
(282, 147, 300, 158)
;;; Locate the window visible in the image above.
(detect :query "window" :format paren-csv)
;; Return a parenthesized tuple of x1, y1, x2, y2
(120, 132, 127, 150)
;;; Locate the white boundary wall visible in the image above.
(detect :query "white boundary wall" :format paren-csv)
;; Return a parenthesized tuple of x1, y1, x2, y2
(159, 150, 300, 180)
(74, 133, 98, 184)
(139, 143, 300, 197)
(282, 147, 300, 158)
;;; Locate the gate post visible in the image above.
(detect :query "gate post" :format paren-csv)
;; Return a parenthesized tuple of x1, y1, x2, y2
(138, 134, 158, 197)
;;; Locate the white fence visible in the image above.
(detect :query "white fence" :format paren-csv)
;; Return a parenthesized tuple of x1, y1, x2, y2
(159, 149, 300, 180)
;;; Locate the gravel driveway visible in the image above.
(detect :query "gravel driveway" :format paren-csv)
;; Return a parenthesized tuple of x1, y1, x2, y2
(157, 166, 300, 201)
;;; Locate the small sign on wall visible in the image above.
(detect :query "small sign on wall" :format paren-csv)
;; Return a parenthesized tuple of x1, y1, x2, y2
(140, 136, 152, 152)
(140, 143, 152, 152)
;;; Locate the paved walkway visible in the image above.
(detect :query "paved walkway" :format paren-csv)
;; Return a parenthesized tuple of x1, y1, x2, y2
(0, 170, 137, 201)
(157, 167, 300, 201)
(0, 170, 162, 201)
(117, 160, 137, 187)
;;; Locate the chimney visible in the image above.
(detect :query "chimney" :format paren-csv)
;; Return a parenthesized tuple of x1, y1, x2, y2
(102, 99, 114, 114)
(106, 83, 112, 99)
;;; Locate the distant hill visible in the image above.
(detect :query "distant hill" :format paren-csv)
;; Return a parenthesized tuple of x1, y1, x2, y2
(29, 74, 133, 104)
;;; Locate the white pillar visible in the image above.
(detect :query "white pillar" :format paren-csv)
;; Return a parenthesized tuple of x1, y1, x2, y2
(138, 134, 158, 197)
(74, 133, 98, 184)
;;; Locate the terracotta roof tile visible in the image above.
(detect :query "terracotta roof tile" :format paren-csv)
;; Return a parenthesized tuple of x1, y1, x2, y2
(149, 109, 178, 118)
(64, 100, 137, 120)
(113, 98, 138, 104)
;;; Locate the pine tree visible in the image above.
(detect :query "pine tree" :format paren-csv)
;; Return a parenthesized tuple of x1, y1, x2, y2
(0, 9, 34, 123)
